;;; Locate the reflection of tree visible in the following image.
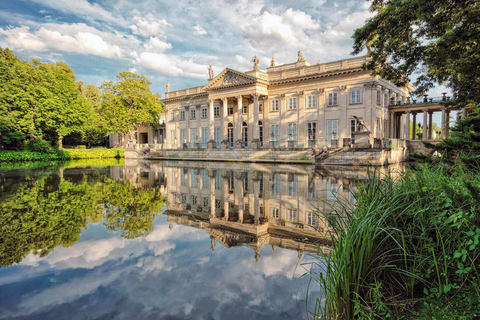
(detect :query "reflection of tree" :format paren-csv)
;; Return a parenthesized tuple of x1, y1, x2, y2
(100, 179, 164, 239)
(0, 171, 165, 267)
(0, 177, 101, 267)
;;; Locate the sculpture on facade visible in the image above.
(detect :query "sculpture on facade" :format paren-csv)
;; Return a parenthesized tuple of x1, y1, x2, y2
(208, 65, 214, 79)
(311, 146, 329, 161)
(298, 50, 305, 62)
(253, 56, 259, 70)
(270, 57, 275, 67)
(166, 82, 170, 92)
(353, 116, 369, 132)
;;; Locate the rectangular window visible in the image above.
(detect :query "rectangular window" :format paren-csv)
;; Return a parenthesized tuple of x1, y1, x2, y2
(307, 211, 317, 226)
(201, 128, 208, 148)
(202, 170, 208, 188)
(288, 210, 297, 222)
(259, 102, 263, 112)
(270, 207, 279, 219)
(180, 110, 185, 120)
(328, 92, 338, 106)
(350, 118, 357, 137)
(190, 128, 196, 144)
(215, 170, 221, 189)
(377, 90, 381, 105)
(270, 99, 279, 112)
(327, 120, 338, 143)
(288, 175, 297, 196)
(203, 197, 209, 207)
(327, 177, 338, 201)
(307, 176, 316, 199)
(170, 130, 175, 144)
(270, 124, 279, 147)
(307, 95, 317, 108)
(170, 110, 175, 121)
(215, 199, 221, 209)
(190, 109, 196, 120)
(214, 106, 220, 117)
(288, 123, 297, 147)
(181, 194, 186, 204)
(288, 97, 297, 110)
(180, 129, 186, 144)
(228, 105, 234, 115)
(242, 105, 248, 114)
(270, 173, 279, 195)
(351, 89, 361, 104)
(191, 169, 197, 187)
(201, 108, 207, 119)
(181, 170, 187, 186)
(214, 127, 220, 148)
(307, 122, 317, 140)
(192, 195, 197, 206)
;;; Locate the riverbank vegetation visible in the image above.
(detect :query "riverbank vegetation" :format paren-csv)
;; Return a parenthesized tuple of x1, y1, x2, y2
(0, 47, 163, 155)
(0, 148, 124, 162)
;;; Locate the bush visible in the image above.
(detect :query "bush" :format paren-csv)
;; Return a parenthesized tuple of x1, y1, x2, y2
(25, 139, 54, 154)
(0, 148, 124, 162)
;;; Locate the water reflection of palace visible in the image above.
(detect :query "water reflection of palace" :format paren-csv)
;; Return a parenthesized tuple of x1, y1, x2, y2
(112, 160, 368, 260)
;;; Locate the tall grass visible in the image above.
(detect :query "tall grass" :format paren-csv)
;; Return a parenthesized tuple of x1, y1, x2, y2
(310, 164, 480, 319)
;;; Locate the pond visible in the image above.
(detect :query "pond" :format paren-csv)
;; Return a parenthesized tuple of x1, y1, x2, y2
(0, 159, 395, 320)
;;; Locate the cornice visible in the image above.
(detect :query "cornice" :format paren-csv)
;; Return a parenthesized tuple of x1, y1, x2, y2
(268, 68, 365, 86)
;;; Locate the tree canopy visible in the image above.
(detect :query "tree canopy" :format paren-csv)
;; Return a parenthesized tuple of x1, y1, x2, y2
(100, 71, 164, 144)
(353, 0, 480, 107)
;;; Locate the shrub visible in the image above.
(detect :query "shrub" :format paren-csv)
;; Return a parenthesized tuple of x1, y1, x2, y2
(25, 139, 54, 154)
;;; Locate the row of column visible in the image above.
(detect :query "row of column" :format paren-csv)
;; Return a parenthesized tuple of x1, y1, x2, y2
(390, 108, 450, 140)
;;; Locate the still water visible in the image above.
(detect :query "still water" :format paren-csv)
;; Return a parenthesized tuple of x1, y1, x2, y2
(0, 159, 380, 320)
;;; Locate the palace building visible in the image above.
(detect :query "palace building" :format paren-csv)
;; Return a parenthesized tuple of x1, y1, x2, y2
(162, 52, 410, 150)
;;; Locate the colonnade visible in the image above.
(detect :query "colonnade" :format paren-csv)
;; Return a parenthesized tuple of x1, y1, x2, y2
(389, 107, 451, 140)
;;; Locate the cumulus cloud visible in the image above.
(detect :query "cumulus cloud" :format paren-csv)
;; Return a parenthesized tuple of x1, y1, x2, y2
(130, 14, 170, 38)
(143, 37, 172, 53)
(193, 25, 207, 35)
(0, 26, 122, 58)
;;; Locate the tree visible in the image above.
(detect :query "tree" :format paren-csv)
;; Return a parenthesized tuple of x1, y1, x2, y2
(352, 0, 480, 107)
(100, 71, 164, 147)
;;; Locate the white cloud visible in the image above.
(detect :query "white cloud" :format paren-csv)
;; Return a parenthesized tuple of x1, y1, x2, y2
(130, 14, 170, 38)
(143, 37, 172, 53)
(0, 26, 122, 58)
(193, 25, 207, 35)
(132, 52, 209, 79)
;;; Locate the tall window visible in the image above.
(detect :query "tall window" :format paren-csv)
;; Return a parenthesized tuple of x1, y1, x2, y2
(180, 110, 185, 120)
(307, 211, 317, 226)
(202, 170, 208, 188)
(227, 123, 233, 147)
(191, 169, 197, 187)
(170, 110, 175, 121)
(288, 210, 297, 222)
(192, 195, 197, 206)
(228, 105, 234, 115)
(170, 130, 175, 144)
(190, 128, 196, 144)
(259, 102, 263, 112)
(242, 105, 248, 114)
(270, 99, 279, 112)
(327, 120, 338, 143)
(351, 89, 362, 104)
(214, 127, 220, 148)
(307, 122, 317, 140)
(214, 106, 220, 117)
(270, 173, 279, 195)
(203, 197, 209, 207)
(327, 177, 338, 201)
(180, 129, 186, 144)
(201, 108, 207, 119)
(201, 128, 208, 148)
(350, 118, 357, 137)
(377, 90, 381, 105)
(288, 97, 297, 110)
(328, 92, 338, 106)
(190, 109, 196, 120)
(270, 124, 279, 147)
(215, 170, 221, 189)
(307, 95, 317, 108)
(307, 176, 316, 199)
(288, 174, 297, 196)
(288, 123, 297, 147)
(270, 207, 279, 219)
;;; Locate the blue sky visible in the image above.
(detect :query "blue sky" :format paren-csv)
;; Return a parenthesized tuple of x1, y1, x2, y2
(0, 0, 448, 102)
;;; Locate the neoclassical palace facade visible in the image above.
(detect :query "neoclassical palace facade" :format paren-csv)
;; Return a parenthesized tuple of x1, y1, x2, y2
(163, 53, 410, 150)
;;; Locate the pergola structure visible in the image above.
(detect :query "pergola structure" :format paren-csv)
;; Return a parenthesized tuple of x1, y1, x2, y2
(388, 94, 459, 141)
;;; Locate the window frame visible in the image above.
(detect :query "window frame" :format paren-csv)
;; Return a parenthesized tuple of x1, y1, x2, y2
(307, 95, 317, 108)
(350, 89, 362, 104)
(270, 99, 279, 112)
(328, 92, 338, 106)
(214, 106, 220, 117)
(288, 97, 297, 110)
(180, 110, 185, 121)
(190, 109, 196, 120)
(201, 108, 208, 119)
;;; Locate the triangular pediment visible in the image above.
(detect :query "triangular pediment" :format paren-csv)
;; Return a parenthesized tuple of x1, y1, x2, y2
(204, 68, 257, 90)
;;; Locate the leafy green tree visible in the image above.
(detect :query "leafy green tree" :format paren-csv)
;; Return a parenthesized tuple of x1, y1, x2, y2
(352, 0, 480, 106)
(100, 71, 164, 147)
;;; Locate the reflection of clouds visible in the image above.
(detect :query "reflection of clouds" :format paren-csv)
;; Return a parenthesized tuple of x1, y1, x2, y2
(0, 217, 319, 320)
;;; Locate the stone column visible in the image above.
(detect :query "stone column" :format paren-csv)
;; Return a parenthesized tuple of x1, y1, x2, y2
(298, 91, 305, 148)
(422, 110, 428, 141)
(185, 106, 190, 146)
(236, 174, 244, 223)
(252, 94, 259, 140)
(222, 172, 229, 221)
(209, 99, 215, 145)
(253, 176, 260, 225)
(412, 112, 417, 140)
(441, 108, 446, 139)
(405, 111, 410, 140)
(280, 94, 286, 147)
(428, 111, 433, 140)
(389, 112, 395, 138)
(222, 97, 228, 141)
(236, 95, 243, 144)
(446, 110, 450, 137)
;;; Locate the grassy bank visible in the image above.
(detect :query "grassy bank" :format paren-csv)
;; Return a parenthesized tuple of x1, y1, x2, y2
(0, 148, 124, 162)
(311, 164, 480, 319)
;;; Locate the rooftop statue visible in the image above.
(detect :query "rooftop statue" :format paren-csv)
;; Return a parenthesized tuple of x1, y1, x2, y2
(253, 56, 259, 70)
(166, 82, 170, 92)
(208, 65, 214, 79)
(298, 50, 305, 62)
(270, 57, 275, 67)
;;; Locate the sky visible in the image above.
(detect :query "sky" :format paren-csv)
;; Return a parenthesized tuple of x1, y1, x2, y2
(0, 0, 453, 126)
(0, 0, 383, 95)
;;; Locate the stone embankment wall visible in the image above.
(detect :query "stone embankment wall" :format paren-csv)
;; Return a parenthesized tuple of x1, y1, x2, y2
(320, 148, 408, 166)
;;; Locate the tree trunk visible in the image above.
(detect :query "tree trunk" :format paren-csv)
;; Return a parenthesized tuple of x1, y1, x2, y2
(58, 137, 63, 149)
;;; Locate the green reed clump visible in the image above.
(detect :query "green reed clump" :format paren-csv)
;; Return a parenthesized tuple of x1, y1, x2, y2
(310, 163, 480, 319)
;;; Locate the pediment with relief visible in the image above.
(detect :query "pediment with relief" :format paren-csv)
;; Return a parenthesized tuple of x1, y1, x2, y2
(204, 68, 256, 90)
